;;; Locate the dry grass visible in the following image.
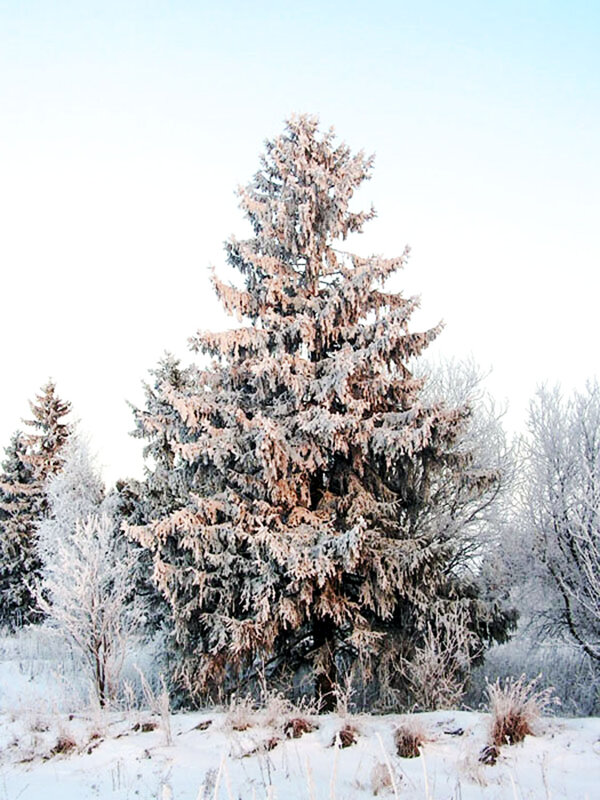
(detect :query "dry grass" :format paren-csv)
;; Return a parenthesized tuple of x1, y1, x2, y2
(135, 669, 173, 746)
(132, 720, 158, 733)
(399, 607, 479, 711)
(49, 734, 77, 757)
(241, 735, 280, 758)
(223, 694, 255, 732)
(258, 690, 295, 729)
(478, 744, 499, 765)
(85, 731, 104, 756)
(370, 761, 393, 795)
(486, 674, 558, 747)
(331, 723, 358, 748)
(394, 719, 426, 758)
(284, 717, 316, 739)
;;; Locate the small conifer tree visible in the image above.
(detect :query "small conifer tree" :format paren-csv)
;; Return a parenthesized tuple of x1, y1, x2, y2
(0, 380, 72, 626)
(131, 116, 511, 709)
(22, 380, 72, 483)
(0, 432, 37, 628)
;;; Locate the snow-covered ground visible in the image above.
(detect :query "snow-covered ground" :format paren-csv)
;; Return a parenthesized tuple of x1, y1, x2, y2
(1, 633, 599, 800)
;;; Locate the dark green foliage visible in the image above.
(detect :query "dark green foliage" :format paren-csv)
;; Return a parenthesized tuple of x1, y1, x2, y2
(0, 432, 38, 628)
(0, 381, 71, 628)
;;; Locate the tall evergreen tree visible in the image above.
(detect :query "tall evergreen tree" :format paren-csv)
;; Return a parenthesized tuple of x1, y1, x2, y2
(131, 116, 511, 708)
(0, 432, 37, 628)
(0, 380, 72, 627)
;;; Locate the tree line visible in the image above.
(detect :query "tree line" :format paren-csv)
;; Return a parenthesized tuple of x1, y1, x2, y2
(1, 115, 598, 712)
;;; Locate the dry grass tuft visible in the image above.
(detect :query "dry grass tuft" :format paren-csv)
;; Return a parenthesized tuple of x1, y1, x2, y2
(132, 720, 159, 733)
(394, 720, 425, 758)
(259, 690, 295, 729)
(486, 674, 558, 747)
(86, 732, 104, 755)
(478, 744, 499, 765)
(263, 736, 279, 751)
(49, 734, 77, 757)
(224, 694, 255, 732)
(492, 709, 532, 746)
(284, 717, 316, 739)
(331, 723, 358, 748)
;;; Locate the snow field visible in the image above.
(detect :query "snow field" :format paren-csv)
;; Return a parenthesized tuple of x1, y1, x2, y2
(2, 702, 600, 799)
(1, 630, 600, 799)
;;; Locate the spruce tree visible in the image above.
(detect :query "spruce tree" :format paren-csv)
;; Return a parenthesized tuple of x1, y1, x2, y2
(0, 432, 37, 628)
(131, 116, 511, 709)
(22, 380, 72, 485)
(0, 380, 72, 627)
(127, 355, 199, 525)
(118, 356, 197, 636)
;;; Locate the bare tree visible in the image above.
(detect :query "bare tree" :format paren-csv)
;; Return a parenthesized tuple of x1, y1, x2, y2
(37, 437, 144, 706)
(523, 382, 600, 661)
(416, 357, 516, 569)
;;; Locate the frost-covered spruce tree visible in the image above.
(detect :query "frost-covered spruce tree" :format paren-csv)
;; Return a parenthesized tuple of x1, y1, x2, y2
(131, 115, 511, 709)
(117, 356, 196, 635)
(0, 432, 37, 628)
(0, 381, 72, 627)
(22, 380, 72, 483)
(127, 355, 199, 524)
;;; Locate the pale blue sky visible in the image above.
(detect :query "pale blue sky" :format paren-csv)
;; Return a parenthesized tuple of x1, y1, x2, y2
(1, 1, 599, 481)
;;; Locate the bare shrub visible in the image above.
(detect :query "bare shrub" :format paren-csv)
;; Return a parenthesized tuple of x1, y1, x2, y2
(394, 720, 426, 758)
(263, 736, 279, 751)
(37, 439, 146, 709)
(487, 674, 558, 746)
(400, 607, 480, 710)
(86, 731, 104, 756)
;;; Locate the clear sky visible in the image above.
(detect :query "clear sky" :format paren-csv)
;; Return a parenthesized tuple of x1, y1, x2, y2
(1, 1, 599, 484)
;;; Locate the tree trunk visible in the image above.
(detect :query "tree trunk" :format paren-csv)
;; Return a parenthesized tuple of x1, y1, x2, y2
(94, 644, 107, 708)
(313, 616, 337, 712)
